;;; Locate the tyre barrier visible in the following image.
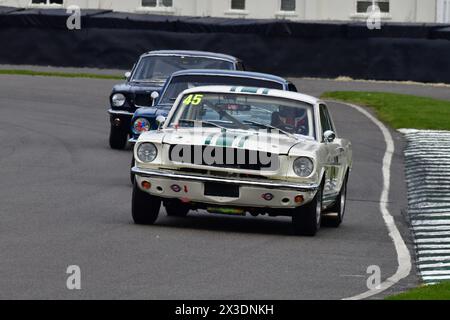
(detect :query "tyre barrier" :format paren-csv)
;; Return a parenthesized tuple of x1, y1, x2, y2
(0, 6, 450, 83)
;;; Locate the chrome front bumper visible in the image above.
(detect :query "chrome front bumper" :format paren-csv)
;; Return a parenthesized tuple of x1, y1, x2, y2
(108, 109, 134, 116)
(132, 167, 319, 192)
(132, 166, 319, 208)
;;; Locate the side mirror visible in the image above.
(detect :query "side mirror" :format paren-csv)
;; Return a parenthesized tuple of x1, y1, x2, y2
(124, 71, 131, 80)
(151, 91, 160, 106)
(323, 130, 336, 143)
(156, 115, 166, 129)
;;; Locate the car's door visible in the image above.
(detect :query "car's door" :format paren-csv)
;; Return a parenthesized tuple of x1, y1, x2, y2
(319, 104, 342, 206)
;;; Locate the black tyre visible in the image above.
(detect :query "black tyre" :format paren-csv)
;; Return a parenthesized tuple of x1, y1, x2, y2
(109, 125, 128, 150)
(292, 185, 323, 236)
(131, 181, 161, 225)
(165, 200, 190, 217)
(130, 154, 135, 184)
(322, 173, 348, 228)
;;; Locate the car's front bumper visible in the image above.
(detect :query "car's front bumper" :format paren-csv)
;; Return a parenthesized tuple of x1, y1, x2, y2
(108, 108, 134, 129)
(108, 109, 134, 117)
(132, 166, 319, 209)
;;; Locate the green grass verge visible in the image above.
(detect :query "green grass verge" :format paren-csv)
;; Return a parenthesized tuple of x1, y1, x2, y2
(321, 91, 450, 131)
(386, 281, 450, 300)
(0, 69, 123, 80)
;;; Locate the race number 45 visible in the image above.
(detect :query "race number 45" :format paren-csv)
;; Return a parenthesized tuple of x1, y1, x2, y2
(183, 94, 203, 106)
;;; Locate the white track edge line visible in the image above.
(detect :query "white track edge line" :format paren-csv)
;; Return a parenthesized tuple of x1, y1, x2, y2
(328, 101, 412, 300)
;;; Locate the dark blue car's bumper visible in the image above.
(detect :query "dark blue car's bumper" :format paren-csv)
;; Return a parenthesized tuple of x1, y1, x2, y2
(108, 108, 135, 134)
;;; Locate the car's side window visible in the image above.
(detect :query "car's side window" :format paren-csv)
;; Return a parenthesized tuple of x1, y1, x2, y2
(319, 104, 334, 137)
(325, 105, 335, 132)
(236, 61, 245, 71)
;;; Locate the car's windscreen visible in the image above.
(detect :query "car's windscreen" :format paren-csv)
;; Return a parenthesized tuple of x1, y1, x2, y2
(132, 56, 235, 82)
(160, 75, 284, 104)
(168, 92, 315, 138)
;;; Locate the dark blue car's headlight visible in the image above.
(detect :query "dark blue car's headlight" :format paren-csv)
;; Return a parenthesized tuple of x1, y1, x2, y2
(132, 118, 151, 135)
(112, 93, 126, 107)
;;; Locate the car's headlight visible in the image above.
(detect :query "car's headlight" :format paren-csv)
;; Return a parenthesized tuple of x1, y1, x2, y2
(136, 143, 157, 163)
(112, 93, 126, 107)
(293, 157, 314, 177)
(132, 118, 151, 134)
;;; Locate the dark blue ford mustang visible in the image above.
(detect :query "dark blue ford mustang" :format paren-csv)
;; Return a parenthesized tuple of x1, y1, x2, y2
(107, 50, 244, 149)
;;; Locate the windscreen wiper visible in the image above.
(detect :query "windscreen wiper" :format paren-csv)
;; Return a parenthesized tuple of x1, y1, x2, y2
(178, 119, 226, 130)
(242, 120, 296, 139)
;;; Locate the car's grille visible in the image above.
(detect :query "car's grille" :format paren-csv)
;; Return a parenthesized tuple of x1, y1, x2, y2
(168, 145, 279, 171)
(176, 168, 269, 180)
(134, 93, 153, 107)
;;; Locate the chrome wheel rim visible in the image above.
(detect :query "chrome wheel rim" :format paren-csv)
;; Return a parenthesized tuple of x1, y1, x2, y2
(316, 189, 322, 226)
(339, 183, 346, 219)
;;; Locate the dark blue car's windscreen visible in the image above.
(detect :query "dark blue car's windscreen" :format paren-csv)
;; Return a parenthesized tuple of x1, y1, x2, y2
(160, 75, 284, 104)
(132, 56, 235, 83)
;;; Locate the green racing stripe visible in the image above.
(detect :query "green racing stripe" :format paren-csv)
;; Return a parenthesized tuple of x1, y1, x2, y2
(204, 133, 216, 145)
(215, 133, 239, 147)
(237, 135, 251, 148)
(204, 131, 251, 148)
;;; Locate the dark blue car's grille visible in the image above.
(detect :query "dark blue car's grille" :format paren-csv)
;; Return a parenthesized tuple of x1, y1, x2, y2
(134, 93, 153, 107)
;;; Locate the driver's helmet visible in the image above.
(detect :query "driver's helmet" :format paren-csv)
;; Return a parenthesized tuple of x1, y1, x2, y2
(278, 106, 308, 130)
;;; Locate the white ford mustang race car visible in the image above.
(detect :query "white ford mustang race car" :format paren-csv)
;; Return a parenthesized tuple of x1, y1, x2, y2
(131, 86, 352, 236)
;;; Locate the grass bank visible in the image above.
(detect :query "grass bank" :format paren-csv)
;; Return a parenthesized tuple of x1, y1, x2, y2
(321, 91, 450, 131)
(386, 281, 450, 300)
(0, 69, 123, 80)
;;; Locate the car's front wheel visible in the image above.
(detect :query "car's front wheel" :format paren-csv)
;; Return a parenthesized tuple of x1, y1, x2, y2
(165, 200, 190, 217)
(292, 185, 323, 236)
(322, 173, 348, 228)
(132, 181, 161, 225)
(109, 125, 128, 150)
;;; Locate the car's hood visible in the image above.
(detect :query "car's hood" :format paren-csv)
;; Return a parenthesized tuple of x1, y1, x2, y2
(112, 81, 164, 93)
(147, 128, 319, 155)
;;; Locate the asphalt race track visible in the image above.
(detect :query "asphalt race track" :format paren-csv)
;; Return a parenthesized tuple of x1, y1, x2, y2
(1, 74, 448, 299)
